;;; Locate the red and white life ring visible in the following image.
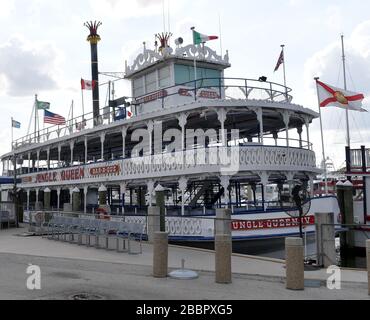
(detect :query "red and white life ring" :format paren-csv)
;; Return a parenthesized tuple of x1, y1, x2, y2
(96, 208, 110, 220)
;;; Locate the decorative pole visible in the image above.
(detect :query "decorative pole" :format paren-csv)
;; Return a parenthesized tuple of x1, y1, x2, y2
(84, 21, 102, 127)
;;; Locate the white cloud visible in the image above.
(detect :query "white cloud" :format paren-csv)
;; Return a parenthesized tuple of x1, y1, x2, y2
(0, 35, 61, 97)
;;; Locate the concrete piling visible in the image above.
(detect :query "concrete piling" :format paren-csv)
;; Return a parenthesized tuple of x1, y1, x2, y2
(147, 207, 161, 244)
(286, 237, 304, 290)
(315, 212, 336, 268)
(155, 185, 166, 232)
(215, 208, 232, 284)
(72, 187, 81, 212)
(367, 240, 370, 295)
(153, 232, 168, 278)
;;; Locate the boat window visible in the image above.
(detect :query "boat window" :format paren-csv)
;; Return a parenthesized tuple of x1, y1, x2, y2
(159, 66, 171, 88)
(133, 77, 144, 97)
(174, 64, 221, 87)
(145, 71, 157, 93)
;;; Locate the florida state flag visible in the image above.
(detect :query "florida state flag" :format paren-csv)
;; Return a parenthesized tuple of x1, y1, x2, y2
(81, 79, 96, 90)
(317, 80, 366, 112)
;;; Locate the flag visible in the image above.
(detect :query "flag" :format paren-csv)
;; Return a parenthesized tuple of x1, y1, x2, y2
(316, 80, 366, 112)
(127, 110, 133, 118)
(44, 110, 66, 125)
(12, 120, 21, 129)
(81, 79, 96, 90)
(192, 29, 218, 45)
(274, 49, 284, 72)
(36, 100, 50, 110)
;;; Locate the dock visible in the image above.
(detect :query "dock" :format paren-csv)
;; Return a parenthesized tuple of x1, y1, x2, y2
(0, 225, 368, 300)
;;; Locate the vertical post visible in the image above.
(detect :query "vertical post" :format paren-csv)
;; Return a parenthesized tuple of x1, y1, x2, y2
(282, 111, 290, 147)
(72, 188, 81, 212)
(36, 150, 40, 172)
(285, 237, 304, 290)
(362, 146, 367, 224)
(84, 137, 88, 164)
(57, 188, 61, 212)
(122, 127, 127, 159)
(58, 144, 62, 168)
(153, 232, 168, 278)
(100, 133, 105, 161)
(70, 141, 75, 166)
(315, 212, 336, 268)
(179, 177, 188, 217)
(215, 208, 232, 284)
(84, 186, 88, 214)
(346, 146, 352, 182)
(367, 240, 370, 296)
(11, 117, 14, 151)
(28, 153, 31, 174)
(147, 207, 161, 244)
(26, 190, 30, 212)
(155, 184, 166, 232)
(44, 188, 51, 211)
(337, 181, 356, 267)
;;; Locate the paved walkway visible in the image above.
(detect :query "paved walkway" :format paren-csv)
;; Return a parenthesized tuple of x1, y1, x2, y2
(0, 225, 368, 300)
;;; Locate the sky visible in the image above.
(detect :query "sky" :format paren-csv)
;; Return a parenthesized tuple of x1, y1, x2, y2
(1, 0, 370, 171)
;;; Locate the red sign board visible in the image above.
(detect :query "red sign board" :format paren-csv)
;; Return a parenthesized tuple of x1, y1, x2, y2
(90, 164, 121, 176)
(231, 216, 315, 231)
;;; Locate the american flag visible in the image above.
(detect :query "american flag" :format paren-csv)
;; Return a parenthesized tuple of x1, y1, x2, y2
(274, 49, 284, 72)
(44, 110, 66, 125)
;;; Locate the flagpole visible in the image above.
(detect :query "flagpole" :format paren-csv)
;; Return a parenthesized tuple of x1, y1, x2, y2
(341, 35, 351, 148)
(315, 77, 329, 195)
(281, 44, 288, 100)
(34, 94, 38, 143)
(11, 117, 13, 151)
(81, 81, 85, 120)
(191, 27, 198, 94)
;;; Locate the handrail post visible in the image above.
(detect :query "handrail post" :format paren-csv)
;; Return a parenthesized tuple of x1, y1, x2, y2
(245, 79, 248, 99)
(219, 78, 222, 99)
(194, 80, 197, 101)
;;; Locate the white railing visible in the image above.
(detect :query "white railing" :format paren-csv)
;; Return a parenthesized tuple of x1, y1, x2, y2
(17, 146, 317, 188)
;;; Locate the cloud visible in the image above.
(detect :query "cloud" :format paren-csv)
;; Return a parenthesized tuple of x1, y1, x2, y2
(0, 36, 60, 97)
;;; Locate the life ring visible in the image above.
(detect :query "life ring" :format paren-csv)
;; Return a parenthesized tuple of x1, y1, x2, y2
(96, 208, 110, 220)
(34, 212, 44, 225)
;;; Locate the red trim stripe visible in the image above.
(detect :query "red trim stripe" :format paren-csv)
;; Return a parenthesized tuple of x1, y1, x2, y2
(347, 94, 364, 101)
(317, 80, 336, 95)
(320, 97, 337, 107)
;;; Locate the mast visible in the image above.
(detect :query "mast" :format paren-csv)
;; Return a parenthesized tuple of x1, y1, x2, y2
(341, 35, 350, 148)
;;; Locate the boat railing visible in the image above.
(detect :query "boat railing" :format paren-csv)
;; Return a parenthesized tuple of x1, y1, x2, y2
(349, 147, 370, 171)
(11, 77, 294, 152)
(12, 141, 315, 177)
(133, 77, 293, 110)
(11, 102, 132, 151)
